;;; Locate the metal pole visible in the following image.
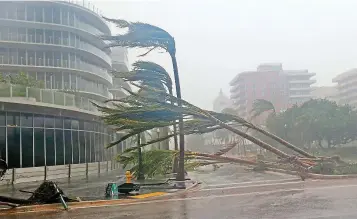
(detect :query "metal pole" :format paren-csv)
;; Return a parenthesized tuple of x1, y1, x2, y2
(137, 133, 144, 180)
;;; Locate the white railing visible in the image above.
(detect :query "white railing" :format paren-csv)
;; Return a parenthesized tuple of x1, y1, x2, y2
(0, 83, 102, 113)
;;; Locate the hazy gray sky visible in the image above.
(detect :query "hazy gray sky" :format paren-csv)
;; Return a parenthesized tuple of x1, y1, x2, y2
(93, 0, 357, 109)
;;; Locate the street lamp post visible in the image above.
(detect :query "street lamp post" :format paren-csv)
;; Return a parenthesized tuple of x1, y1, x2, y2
(156, 128, 160, 150)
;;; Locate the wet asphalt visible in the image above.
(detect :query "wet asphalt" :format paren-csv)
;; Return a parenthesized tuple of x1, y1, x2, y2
(2, 164, 357, 218)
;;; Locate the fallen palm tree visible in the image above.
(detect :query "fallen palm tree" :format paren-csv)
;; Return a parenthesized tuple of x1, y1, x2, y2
(96, 84, 312, 172)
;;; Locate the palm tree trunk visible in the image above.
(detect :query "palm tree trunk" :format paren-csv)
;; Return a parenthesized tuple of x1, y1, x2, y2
(170, 53, 185, 183)
(168, 89, 179, 173)
(190, 152, 257, 166)
(204, 114, 310, 168)
(249, 125, 315, 158)
(137, 133, 144, 180)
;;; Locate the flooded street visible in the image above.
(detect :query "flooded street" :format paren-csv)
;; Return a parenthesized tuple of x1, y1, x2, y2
(3, 164, 357, 218)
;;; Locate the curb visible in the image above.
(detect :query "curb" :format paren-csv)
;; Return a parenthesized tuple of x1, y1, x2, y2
(0, 181, 200, 215)
(266, 168, 357, 180)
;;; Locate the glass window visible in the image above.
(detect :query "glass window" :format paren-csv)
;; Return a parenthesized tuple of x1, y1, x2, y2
(34, 128, 45, 167)
(45, 129, 55, 166)
(16, 4, 26, 20)
(34, 114, 44, 127)
(62, 9, 68, 25)
(79, 121, 84, 131)
(69, 10, 75, 26)
(26, 5, 35, 21)
(85, 122, 92, 131)
(22, 127, 33, 168)
(72, 131, 79, 164)
(7, 4, 17, 20)
(8, 127, 20, 168)
(21, 113, 33, 127)
(98, 134, 103, 162)
(37, 72, 45, 82)
(0, 127, 6, 162)
(45, 116, 54, 128)
(85, 132, 90, 163)
(70, 74, 76, 90)
(95, 133, 100, 162)
(64, 130, 72, 164)
(71, 119, 79, 130)
(0, 112, 5, 126)
(54, 72, 62, 89)
(103, 134, 107, 161)
(53, 7, 60, 24)
(34, 6, 43, 22)
(64, 118, 71, 129)
(7, 112, 20, 126)
(44, 6, 52, 23)
(63, 73, 70, 89)
(45, 72, 53, 89)
(79, 131, 85, 163)
(90, 133, 95, 162)
(55, 129, 64, 165)
(55, 118, 63, 129)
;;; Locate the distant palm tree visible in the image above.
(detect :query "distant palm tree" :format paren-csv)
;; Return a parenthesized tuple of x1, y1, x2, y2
(101, 18, 185, 181)
(250, 99, 314, 158)
(251, 99, 276, 119)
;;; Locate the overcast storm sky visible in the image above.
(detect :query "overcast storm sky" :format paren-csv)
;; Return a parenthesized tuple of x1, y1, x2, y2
(93, 0, 357, 110)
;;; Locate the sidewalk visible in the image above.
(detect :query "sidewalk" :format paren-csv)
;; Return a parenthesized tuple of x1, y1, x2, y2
(0, 169, 195, 201)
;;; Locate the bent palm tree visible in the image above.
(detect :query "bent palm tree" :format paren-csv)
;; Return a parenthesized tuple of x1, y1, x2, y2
(101, 18, 185, 181)
(113, 61, 177, 151)
(250, 99, 314, 158)
(113, 61, 175, 179)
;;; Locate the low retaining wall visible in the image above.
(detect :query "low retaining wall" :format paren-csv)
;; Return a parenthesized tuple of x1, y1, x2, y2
(0, 161, 120, 185)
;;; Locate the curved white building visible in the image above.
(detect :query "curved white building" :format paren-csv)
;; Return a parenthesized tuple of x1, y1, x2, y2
(0, 1, 128, 169)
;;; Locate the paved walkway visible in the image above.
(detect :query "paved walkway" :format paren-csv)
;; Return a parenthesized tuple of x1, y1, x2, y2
(0, 169, 128, 200)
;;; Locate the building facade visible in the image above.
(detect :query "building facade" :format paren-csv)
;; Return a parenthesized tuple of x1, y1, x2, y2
(0, 1, 129, 169)
(311, 86, 338, 103)
(230, 63, 316, 120)
(332, 68, 357, 106)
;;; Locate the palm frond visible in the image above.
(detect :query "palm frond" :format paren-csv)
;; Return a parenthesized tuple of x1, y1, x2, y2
(250, 99, 276, 119)
(101, 18, 175, 54)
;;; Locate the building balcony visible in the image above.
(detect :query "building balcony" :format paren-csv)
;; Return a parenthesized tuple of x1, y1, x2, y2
(337, 77, 357, 91)
(0, 56, 112, 86)
(0, 83, 108, 114)
(0, 33, 111, 69)
(230, 92, 241, 99)
(288, 87, 313, 91)
(289, 94, 313, 98)
(230, 85, 241, 93)
(56, 0, 111, 34)
(0, 18, 107, 50)
(285, 71, 316, 77)
(288, 79, 316, 84)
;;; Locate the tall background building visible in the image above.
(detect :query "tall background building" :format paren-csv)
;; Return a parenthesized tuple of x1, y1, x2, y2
(311, 86, 338, 103)
(0, 1, 129, 169)
(230, 63, 316, 122)
(332, 68, 357, 106)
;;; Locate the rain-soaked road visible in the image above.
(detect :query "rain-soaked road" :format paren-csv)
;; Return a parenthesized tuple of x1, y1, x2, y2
(3, 164, 357, 219)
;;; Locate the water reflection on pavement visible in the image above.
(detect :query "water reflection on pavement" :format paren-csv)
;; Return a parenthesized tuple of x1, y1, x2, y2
(3, 164, 357, 219)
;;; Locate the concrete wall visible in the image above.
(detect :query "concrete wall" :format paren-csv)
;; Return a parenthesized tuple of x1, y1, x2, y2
(0, 161, 120, 185)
